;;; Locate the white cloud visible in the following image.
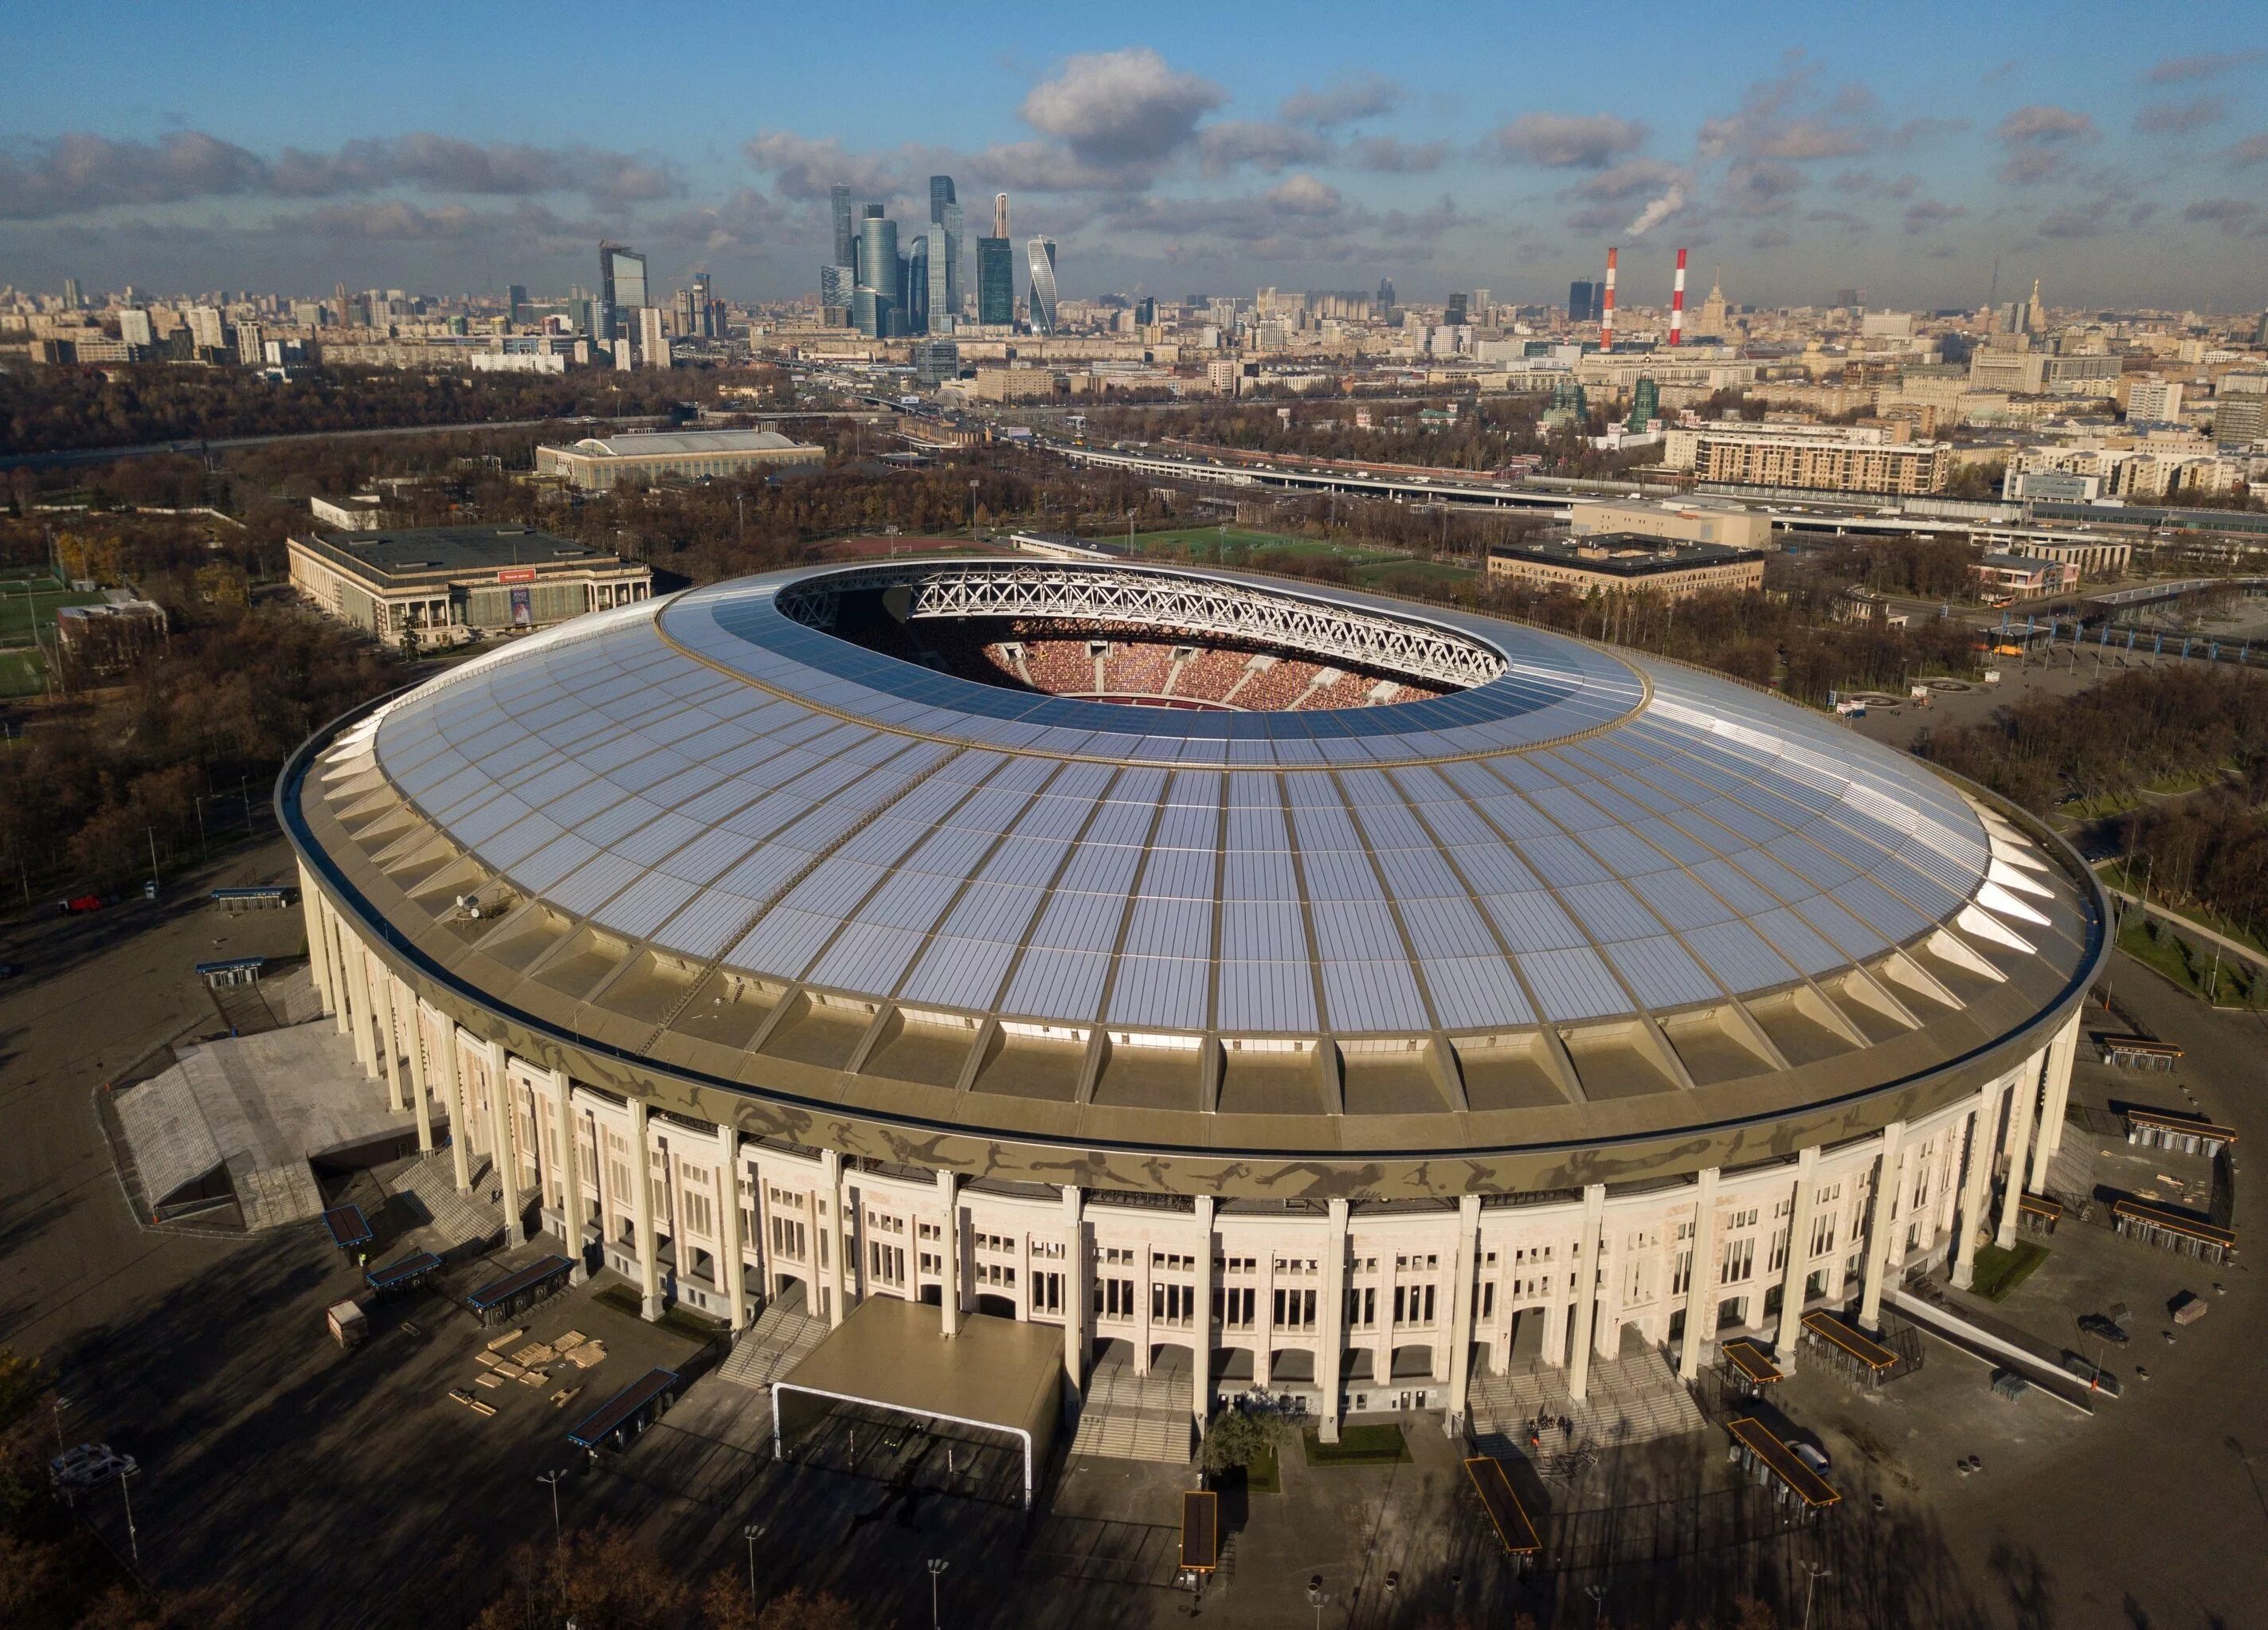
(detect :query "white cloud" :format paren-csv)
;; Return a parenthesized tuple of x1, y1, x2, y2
(1018, 49, 1226, 163)
(1487, 112, 1648, 170)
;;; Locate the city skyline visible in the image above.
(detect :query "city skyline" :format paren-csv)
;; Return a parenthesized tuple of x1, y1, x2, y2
(2, 2, 2266, 310)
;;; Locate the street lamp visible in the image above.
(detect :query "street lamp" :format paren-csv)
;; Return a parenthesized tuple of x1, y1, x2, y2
(926, 1558, 947, 1629)
(1306, 1574, 1328, 1630)
(1586, 1581, 1609, 1628)
(744, 1523, 766, 1607)
(536, 1469, 567, 1550)
(1800, 1561, 1833, 1630)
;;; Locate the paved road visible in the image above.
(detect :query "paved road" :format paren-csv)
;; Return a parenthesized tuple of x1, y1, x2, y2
(0, 415, 664, 471)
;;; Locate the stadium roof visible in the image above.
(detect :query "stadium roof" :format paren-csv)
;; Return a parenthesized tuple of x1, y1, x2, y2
(294, 558, 2100, 1185)
(566, 430, 805, 456)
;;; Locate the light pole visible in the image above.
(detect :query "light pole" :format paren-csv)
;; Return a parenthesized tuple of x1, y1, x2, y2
(536, 1469, 566, 1550)
(118, 1464, 139, 1568)
(927, 1558, 947, 1629)
(1800, 1561, 1832, 1630)
(1586, 1581, 1609, 1627)
(1306, 1574, 1327, 1630)
(745, 1522, 766, 1607)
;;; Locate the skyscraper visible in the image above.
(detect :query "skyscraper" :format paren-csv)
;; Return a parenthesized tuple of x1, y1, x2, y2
(1568, 280, 1596, 323)
(1376, 276, 1395, 315)
(925, 223, 951, 335)
(993, 193, 1009, 240)
(856, 206, 898, 337)
(976, 236, 1014, 326)
(691, 272, 715, 338)
(599, 242, 647, 342)
(832, 186, 856, 271)
(506, 284, 528, 325)
(906, 234, 929, 333)
(929, 174, 963, 324)
(1444, 292, 1467, 327)
(62, 277, 81, 311)
(1027, 237, 1058, 335)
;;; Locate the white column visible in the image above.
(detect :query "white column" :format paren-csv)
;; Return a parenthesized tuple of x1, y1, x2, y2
(485, 1044, 522, 1248)
(436, 1009, 471, 1193)
(1953, 1082, 2000, 1290)
(1441, 1193, 1483, 1425)
(1996, 1053, 2042, 1248)
(1319, 1197, 1349, 1440)
(297, 866, 333, 1013)
(325, 902, 354, 1040)
(1679, 1167, 1719, 1381)
(1859, 1121, 1907, 1331)
(402, 982, 433, 1153)
(629, 1096, 660, 1318)
(372, 967, 405, 1111)
(2034, 1019, 2080, 1175)
(1776, 1147, 1820, 1366)
(822, 1149, 846, 1328)
(550, 1068, 581, 1255)
(1192, 1195, 1215, 1436)
(343, 935, 375, 1074)
(1061, 1185, 1085, 1419)
(1567, 1184, 1605, 1403)
(935, 1168, 960, 1338)
(716, 1124, 747, 1329)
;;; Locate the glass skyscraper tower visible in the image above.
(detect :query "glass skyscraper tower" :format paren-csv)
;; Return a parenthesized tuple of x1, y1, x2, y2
(1026, 237, 1058, 335)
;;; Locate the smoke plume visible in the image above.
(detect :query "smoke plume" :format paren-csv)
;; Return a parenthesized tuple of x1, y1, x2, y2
(1626, 186, 1684, 237)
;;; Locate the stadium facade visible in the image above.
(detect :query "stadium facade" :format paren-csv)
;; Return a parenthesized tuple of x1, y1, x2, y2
(284, 558, 2101, 1437)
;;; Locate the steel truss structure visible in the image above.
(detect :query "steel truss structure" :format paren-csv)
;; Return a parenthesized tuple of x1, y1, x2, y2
(777, 562, 1505, 688)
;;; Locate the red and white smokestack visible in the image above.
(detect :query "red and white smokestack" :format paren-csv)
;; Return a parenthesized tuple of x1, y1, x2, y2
(1669, 247, 1687, 346)
(1601, 245, 1618, 351)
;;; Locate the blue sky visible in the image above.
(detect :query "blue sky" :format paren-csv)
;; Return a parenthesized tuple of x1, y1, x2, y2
(4, 0, 2265, 309)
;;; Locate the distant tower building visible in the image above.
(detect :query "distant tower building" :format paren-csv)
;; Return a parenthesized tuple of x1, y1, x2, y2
(1026, 237, 1059, 335)
(993, 192, 1010, 240)
(1626, 377, 1660, 432)
(832, 186, 856, 271)
(1696, 270, 1729, 340)
(62, 277, 81, 311)
(1568, 280, 1596, 323)
(506, 284, 528, 324)
(1135, 296, 1157, 326)
(691, 272, 715, 338)
(976, 236, 1015, 326)
(637, 306, 670, 370)
(924, 223, 951, 335)
(598, 242, 647, 343)
(2025, 276, 2047, 336)
(1471, 288, 1491, 325)
(1444, 292, 1467, 327)
(1377, 276, 1395, 314)
(856, 206, 899, 338)
(906, 235, 930, 333)
(929, 175, 962, 322)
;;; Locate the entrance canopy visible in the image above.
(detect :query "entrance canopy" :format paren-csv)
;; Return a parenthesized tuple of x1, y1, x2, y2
(771, 1297, 1062, 1507)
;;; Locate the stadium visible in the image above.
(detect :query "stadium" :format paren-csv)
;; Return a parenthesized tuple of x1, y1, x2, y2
(284, 555, 2102, 1448)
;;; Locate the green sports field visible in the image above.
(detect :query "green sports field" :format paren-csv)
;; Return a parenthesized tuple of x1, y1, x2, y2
(0, 572, 104, 650)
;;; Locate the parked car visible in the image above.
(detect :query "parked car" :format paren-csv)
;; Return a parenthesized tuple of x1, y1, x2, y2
(58, 895, 104, 915)
(1790, 1441, 1832, 1477)
(49, 1444, 136, 1493)
(2079, 1314, 2130, 1345)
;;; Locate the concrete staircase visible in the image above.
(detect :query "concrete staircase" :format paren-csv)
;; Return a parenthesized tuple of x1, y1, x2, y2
(716, 1291, 828, 1392)
(1069, 1358, 1193, 1465)
(1467, 1350, 1706, 1453)
(386, 1150, 502, 1254)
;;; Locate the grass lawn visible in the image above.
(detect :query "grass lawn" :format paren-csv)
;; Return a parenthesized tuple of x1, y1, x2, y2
(0, 647, 47, 698)
(1132, 527, 1418, 570)
(2117, 917, 2268, 1007)
(1356, 558, 1476, 591)
(1302, 1421, 1410, 1467)
(0, 582, 104, 649)
(1244, 1441, 1281, 1494)
(1968, 1240, 2050, 1301)
(2102, 862, 2268, 959)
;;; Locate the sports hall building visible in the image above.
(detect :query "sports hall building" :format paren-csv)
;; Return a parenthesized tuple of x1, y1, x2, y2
(284, 557, 2101, 1443)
